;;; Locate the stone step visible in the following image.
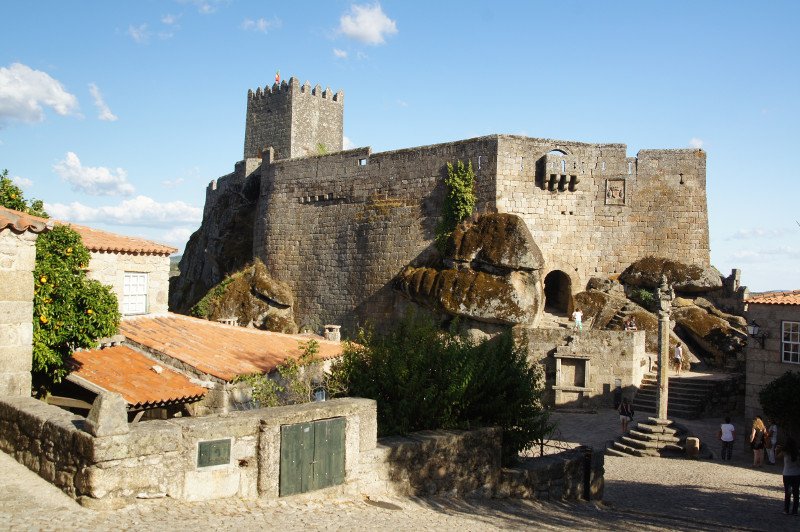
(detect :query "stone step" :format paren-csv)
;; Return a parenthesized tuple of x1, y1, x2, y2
(628, 430, 683, 444)
(633, 423, 681, 436)
(605, 447, 629, 458)
(612, 441, 659, 457)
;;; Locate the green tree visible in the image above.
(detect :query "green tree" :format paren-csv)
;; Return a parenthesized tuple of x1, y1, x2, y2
(0, 169, 48, 217)
(759, 371, 800, 433)
(33, 225, 120, 385)
(435, 160, 476, 250)
(330, 312, 553, 464)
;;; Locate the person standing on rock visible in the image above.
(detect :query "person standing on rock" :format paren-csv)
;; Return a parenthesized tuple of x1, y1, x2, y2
(674, 342, 684, 375)
(776, 437, 800, 515)
(572, 307, 583, 332)
(718, 416, 736, 461)
(750, 416, 767, 467)
(619, 397, 634, 434)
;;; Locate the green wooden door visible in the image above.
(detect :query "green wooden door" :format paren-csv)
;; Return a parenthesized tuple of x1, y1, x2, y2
(279, 417, 345, 496)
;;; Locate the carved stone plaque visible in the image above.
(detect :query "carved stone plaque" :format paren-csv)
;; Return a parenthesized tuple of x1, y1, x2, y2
(197, 438, 231, 468)
(605, 179, 626, 205)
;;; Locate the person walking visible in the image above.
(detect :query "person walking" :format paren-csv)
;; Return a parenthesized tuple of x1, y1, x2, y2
(776, 437, 800, 515)
(750, 416, 767, 467)
(674, 342, 684, 375)
(718, 416, 736, 461)
(767, 419, 779, 465)
(619, 397, 634, 434)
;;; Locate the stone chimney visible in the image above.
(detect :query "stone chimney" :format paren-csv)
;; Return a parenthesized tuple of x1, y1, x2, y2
(323, 324, 341, 343)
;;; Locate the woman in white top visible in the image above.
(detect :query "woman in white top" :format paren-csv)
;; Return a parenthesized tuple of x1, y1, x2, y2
(776, 437, 800, 515)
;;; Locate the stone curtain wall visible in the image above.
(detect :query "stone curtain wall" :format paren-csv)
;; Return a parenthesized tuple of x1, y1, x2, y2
(253, 138, 499, 332)
(524, 328, 649, 408)
(88, 252, 171, 315)
(0, 230, 37, 395)
(495, 137, 709, 294)
(497, 448, 604, 501)
(744, 304, 800, 419)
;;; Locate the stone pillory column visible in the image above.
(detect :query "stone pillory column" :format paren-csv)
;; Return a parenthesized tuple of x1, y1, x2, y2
(656, 275, 674, 421)
(0, 208, 49, 396)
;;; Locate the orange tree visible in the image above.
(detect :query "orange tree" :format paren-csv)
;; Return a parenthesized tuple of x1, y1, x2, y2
(1, 168, 119, 386)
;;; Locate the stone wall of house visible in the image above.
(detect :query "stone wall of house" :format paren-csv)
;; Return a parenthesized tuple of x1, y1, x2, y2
(89, 252, 171, 315)
(0, 229, 37, 396)
(524, 328, 649, 408)
(744, 303, 800, 419)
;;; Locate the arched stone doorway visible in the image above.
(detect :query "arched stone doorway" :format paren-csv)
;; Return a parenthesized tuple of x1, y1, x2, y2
(544, 270, 572, 313)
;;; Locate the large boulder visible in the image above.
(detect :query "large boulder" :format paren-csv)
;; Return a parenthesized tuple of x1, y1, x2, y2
(393, 213, 544, 326)
(672, 305, 747, 366)
(190, 259, 297, 333)
(619, 257, 723, 294)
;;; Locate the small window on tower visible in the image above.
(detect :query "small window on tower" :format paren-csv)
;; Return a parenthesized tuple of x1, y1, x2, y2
(358, 158, 368, 166)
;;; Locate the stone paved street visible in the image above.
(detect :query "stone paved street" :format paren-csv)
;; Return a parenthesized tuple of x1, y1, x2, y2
(1, 409, 796, 531)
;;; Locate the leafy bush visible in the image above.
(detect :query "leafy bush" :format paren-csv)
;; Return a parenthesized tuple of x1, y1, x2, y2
(759, 371, 800, 432)
(0, 169, 48, 217)
(33, 226, 120, 384)
(330, 313, 553, 464)
(435, 160, 476, 250)
(630, 287, 656, 308)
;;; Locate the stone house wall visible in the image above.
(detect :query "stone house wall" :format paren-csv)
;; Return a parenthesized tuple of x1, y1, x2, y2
(0, 229, 37, 396)
(88, 251, 171, 315)
(524, 328, 649, 408)
(744, 303, 800, 419)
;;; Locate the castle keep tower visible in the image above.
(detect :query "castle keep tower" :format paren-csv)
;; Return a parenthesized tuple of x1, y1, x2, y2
(244, 77, 344, 160)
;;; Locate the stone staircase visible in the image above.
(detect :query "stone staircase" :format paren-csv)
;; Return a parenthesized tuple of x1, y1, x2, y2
(606, 417, 687, 458)
(632, 373, 717, 419)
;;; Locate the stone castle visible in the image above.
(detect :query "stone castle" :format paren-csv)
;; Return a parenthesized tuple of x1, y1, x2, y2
(171, 77, 710, 334)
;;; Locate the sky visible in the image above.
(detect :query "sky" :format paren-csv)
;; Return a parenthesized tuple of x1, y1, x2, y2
(1, 1, 798, 292)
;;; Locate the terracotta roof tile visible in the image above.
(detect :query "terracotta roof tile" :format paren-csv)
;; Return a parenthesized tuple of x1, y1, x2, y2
(66, 223, 177, 255)
(119, 314, 345, 382)
(0, 206, 50, 234)
(746, 290, 800, 306)
(69, 345, 207, 409)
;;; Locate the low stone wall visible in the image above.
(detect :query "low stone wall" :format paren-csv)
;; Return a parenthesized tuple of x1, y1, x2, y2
(497, 447, 604, 501)
(360, 427, 502, 497)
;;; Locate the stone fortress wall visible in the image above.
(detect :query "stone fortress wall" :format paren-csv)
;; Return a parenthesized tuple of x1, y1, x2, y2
(186, 77, 710, 334)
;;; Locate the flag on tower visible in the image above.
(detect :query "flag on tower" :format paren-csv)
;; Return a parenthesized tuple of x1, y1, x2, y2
(275, 70, 280, 84)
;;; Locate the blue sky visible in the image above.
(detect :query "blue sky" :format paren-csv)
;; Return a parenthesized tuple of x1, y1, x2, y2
(1, 1, 798, 292)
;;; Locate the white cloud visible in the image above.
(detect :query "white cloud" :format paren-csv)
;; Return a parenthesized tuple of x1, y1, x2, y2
(241, 16, 281, 33)
(0, 63, 79, 125)
(397, 99, 409, 107)
(45, 195, 202, 227)
(689, 137, 704, 149)
(179, 0, 229, 15)
(12, 176, 32, 188)
(333, 48, 348, 59)
(728, 227, 791, 240)
(343, 136, 355, 150)
(161, 14, 179, 25)
(729, 246, 800, 263)
(339, 3, 397, 45)
(162, 226, 195, 246)
(161, 177, 185, 188)
(53, 152, 134, 197)
(88, 83, 118, 122)
(127, 24, 150, 43)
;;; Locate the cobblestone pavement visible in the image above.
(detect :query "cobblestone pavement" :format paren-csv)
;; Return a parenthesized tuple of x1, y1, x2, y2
(1, 410, 795, 531)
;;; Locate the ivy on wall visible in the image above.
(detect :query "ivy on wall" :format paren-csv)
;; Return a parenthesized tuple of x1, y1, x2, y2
(436, 160, 476, 250)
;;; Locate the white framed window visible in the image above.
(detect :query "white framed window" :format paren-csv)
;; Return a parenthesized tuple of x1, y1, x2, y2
(123, 272, 148, 315)
(782, 321, 800, 364)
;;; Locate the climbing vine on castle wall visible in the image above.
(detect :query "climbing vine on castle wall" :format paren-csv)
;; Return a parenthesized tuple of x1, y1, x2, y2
(436, 160, 476, 250)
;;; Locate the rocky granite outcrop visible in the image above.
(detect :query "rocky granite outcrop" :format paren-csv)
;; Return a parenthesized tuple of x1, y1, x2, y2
(619, 257, 723, 294)
(190, 259, 297, 333)
(393, 213, 544, 326)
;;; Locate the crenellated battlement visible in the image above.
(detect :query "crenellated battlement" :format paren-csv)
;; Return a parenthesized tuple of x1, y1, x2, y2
(246, 77, 343, 103)
(244, 75, 344, 160)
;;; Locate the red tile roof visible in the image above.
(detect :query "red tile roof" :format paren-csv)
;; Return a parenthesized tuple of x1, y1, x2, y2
(0, 206, 50, 234)
(746, 290, 800, 306)
(0, 206, 175, 255)
(119, 313, 345, 382)
(68, 345, 207, 409)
